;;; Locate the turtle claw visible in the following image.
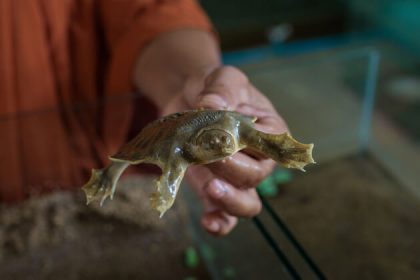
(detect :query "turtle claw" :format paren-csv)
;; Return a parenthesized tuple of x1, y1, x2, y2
(149, 181, 172, 218)
(82, 168, 115, 206)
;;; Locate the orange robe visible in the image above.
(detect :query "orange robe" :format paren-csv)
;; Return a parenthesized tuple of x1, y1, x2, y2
(0, 0, 212, 202)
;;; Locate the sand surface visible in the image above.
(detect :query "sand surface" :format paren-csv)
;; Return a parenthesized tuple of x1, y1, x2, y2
(0, 176, 209, 280)
(270, 155, 420, 279)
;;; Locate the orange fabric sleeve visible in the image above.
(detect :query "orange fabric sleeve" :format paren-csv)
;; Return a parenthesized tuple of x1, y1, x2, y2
(100, 0, 214, 95)
(98, 0, 214, 154)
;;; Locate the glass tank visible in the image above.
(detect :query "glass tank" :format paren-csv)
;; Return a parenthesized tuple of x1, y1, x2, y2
(216, 42, 419, 279)
(1, 43, 419, 280)
(185, 47, 382, 280)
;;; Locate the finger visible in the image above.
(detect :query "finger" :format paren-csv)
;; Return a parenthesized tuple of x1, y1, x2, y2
(255, 115, 289, 134)
(207, 153, 274, 188)
(236, 103, 289, 134)
(186, 167, 239, 236)
(201, 210, 238, 236)
(205, 178, 262, 218)
(195, 66, 250, 110)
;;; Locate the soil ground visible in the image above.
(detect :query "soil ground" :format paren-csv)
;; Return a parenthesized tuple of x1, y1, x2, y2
(1, 155, 419, 280)
(269, 154, 420, 279)
(0, 176, 210, 280)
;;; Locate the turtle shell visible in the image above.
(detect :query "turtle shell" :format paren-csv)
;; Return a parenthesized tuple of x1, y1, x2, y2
(109, 110, 234, 164)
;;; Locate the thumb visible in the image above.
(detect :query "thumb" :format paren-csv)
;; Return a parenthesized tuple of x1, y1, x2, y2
(195, 66, 250, 110)
(197, 94, 229, 109)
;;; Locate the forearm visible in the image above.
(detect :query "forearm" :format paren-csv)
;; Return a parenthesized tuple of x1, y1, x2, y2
(133, 29, 221, 111)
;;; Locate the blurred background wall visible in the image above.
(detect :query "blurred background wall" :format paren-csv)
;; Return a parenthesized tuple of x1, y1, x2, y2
(201, 0, 420, 54)
(201, 0, 347, 50)
(347, 0, 420, 50)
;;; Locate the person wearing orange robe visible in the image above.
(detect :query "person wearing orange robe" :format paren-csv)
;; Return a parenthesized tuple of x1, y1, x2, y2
(0, 0, 288, 236)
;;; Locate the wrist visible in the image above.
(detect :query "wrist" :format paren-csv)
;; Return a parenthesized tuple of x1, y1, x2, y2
(133, 29, 221, 111)
(157, 65, 220, 116)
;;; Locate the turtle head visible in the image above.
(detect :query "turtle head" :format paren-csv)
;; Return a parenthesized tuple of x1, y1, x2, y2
(191, 128, 237, 163)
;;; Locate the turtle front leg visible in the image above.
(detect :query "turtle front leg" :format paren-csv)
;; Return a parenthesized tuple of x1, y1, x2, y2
(150, 160, 188, 218)
(242, 130, 315, 171)
(82, 161, 129, 206)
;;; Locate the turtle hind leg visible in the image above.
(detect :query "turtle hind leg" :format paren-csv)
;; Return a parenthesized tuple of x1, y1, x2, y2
(82, 161, 129, 206)
(150, 160, 188, 218)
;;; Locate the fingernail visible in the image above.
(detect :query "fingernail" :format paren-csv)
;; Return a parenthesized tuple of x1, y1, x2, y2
(198, 94, 228, 109)
(208, 179, 227, 198)
(204, 219, 220, 232)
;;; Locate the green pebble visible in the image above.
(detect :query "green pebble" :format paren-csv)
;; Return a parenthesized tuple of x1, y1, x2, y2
(257, 176, 278, 197)
(272, 169, 292, 184)
(184, 246, 199, 268)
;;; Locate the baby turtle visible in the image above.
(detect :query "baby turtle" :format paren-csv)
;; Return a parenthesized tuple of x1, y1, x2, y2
(82, 110, 315, 217)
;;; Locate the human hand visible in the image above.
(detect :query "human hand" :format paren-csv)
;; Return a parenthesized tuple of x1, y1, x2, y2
(173, 66, 288, 236)
(133, 30, 288, 235)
